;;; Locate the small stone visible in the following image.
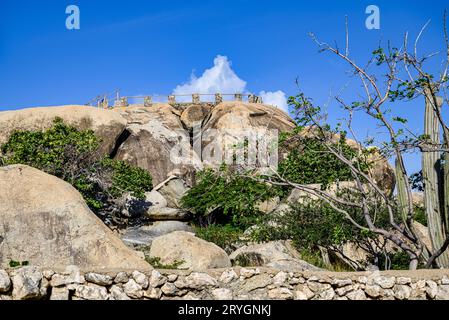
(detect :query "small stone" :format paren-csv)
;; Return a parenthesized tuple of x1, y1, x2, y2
(167, 274, 178, 282)
(332, 278, 353, 287)
(123, 279, 143, 299)
(85, 273, 113, 286)
(0, 270, 11, 293)
(394, 284, 411, 300)
(40, 278, 49, 297)
(426, 280, 438, 299)
(109, 285, 130, 300)
(114, 272, 129, 284)
(132, 271, 149, 289)
(289, 277, 301, 285)
(220, 269, 238, 284)
(295, 284, 314, 300)
(238, 274, 271, 293)
(75, 284, 109, 300)
(318, 288, 335, 300)
(307, 281, 331, 293)
(358, 276, 368, 284)
(240, 268, 260, 278)
(62, 266, 85, 284)
(149, 270, 166, 288)
(365, 285, 382, 298)
(42, 270, 55, 280)
(176, 272, 218, 290)
(346, 289, 367, 300)
(442, 276, 449, 285)
(12, 267, 43, 300)
(211, 288, 233, 300)
(268, 288, 294, 300)
(144, 287, 162, 299)
(50, 287, 69, 300)
(335, 285, 354, 296)
(436, 285, 449, 300)
(373, 276, 396, 289)
(161, 282, 177, 296)
(272, 272, 288, 286)
(397, 277, 412, 285)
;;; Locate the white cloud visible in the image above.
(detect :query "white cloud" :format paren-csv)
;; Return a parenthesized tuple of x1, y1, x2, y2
(259, 90, 289, 113)
(173, 55, 288, 112)
(173, 55, 246, 98)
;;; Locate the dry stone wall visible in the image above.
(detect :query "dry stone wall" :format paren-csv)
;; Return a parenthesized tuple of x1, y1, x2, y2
(1, 266, 449, 300)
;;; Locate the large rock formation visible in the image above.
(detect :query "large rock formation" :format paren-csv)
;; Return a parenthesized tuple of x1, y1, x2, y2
(229, 241, 322, 271)
(0, 105, 127, 156)
(0, 165, 151, 271)
(200, 102, 296, 167)
(149, 231, 231, 270)
(112, 104, 202, 185)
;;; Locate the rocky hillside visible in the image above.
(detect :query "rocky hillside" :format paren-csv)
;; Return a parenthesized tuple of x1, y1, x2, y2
(0, 102, 397, 275)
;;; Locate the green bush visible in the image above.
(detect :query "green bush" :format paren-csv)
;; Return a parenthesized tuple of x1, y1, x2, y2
(0, 118, 153, 224)
(181, 165, 278, 226)
(278, 130, 368, 189)
(195, 224, 245, 251)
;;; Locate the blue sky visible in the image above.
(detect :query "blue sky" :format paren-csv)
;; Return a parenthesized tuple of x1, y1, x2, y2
(0, 0, 448, 173)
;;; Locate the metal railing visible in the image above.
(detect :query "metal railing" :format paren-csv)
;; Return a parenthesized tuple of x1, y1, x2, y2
(86, 91, 263, 108)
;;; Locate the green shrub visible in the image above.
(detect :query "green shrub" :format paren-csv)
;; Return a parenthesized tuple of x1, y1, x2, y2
(278, 131, 368, 189)
(0, 118, 153, 224)
(181, 165, 278, 226)
(195, 224, 245, 250)
(145, 256, 185, 269)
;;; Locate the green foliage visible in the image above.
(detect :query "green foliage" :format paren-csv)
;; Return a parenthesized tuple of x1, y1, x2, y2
(195, 224, 245, 250)
(181, 166, 278, 224)
(278, 135, 361, 189)
(1, 117, 98, 176)
(145, 256, 185, 269)
(9, 260, 29, 268)
(0, 118, 153, 223)
(100, 158, 153, 199)
(252, 200, 374, 249)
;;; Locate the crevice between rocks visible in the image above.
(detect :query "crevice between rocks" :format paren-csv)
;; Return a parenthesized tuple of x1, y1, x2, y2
(109, 129, 131, 159)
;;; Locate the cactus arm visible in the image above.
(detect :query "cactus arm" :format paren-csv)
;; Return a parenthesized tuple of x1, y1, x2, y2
(422, 90, 449, 267)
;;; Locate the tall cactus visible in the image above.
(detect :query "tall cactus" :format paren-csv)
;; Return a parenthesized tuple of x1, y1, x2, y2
(422, 88, 449, 267)
(395, 158, 408, 224)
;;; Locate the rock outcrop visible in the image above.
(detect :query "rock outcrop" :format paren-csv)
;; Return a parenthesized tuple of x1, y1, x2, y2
(0, 105, 127, 156)
(112, 104, 202, 185)
(149, 231, 231, 270)
(0, 165, 151, 271)
(229, 241, 322, 271)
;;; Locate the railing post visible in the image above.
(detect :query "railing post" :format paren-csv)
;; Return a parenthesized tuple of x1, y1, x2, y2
(215, 93, 223, 104)
(168, 95, 176, 105)
(235, 93, 243, 102)
(120, 97, 129, 107)
(144, 96, 152, 107)
(192, 94, 200, 103)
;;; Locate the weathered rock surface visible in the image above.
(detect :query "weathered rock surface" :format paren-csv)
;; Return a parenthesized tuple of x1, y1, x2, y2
(0, 165, 151, 271)
(121, 221, 194, 247)
(200, 101, 296, 167)
(180, 103, 213, 130)
(229, 241, 322, 271)
(11, 267, 44, 300)
(113, 104, 202, 185)
(154, 177, 189, 208)
(149, 231, 231, 270)
(0, 105, 127, 156)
